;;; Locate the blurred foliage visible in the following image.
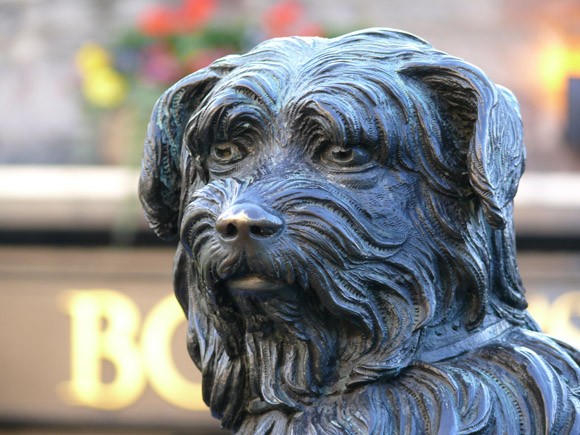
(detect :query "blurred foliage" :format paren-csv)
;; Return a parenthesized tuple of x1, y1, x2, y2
(74, 0, 332, 165)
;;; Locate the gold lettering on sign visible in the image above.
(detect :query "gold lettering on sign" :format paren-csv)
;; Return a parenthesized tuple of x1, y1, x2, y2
(527, 291, 580, 349)
(141, 295, 206, 410)
(57, 289, 579, 410)
(58, 290, 146, 409)
(58, 290, 205, 411)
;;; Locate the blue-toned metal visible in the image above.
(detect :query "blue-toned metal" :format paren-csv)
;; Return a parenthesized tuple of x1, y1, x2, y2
(140, 29, 580, 433)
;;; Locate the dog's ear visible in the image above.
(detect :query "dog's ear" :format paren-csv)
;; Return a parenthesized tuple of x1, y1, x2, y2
(139, 68, 224, 240)
(400, 59, 525, 229)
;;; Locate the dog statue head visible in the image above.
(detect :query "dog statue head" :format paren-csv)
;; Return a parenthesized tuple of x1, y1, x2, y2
(140, 29, 580, 433)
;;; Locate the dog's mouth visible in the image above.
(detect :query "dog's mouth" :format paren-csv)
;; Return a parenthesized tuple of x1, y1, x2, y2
(218, 271, 304, 323)
(225, 274, 298, 296)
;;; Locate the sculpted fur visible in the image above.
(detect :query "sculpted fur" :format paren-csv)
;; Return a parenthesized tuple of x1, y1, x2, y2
(139, 29, 580, 433)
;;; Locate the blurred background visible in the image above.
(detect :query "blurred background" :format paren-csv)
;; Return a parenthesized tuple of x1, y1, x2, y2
(1, 0, 580, 433)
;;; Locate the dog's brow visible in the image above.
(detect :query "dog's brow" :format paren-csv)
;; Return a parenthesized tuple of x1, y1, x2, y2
(231, 76, 278, 112)
(286, 99, 346, 149)
(195, 96, 270, 146)
(287, 93, 384, 153)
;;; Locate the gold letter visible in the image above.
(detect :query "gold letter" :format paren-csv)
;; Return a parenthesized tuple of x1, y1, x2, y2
(527, 294, 551, 331)
(141, 294, 206, 410)
(547, 291, 580, 349)
(58, 290, 146, 409)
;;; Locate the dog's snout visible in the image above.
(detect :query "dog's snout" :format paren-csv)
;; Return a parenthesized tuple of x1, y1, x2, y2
(216, 203, 283, 242)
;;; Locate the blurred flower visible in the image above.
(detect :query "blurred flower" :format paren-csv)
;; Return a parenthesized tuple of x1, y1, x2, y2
(138, 5, 175, 37)
(82, 67, 127, 108)
(179, 0, 216, 32)
(75, 43, 112, 75)
(115, 48, 141, 75)
(185, 47, 234, 71)
(263, 0, 322, 38)
(138, 0, 216, 37)
(77, 1, 332, 111)
(264, 0, 303, 37)
(76, 42, 128, 108)
(140, 44, 183, 84)
(293, 22, 324, 38)
(75, 0, 338, 165)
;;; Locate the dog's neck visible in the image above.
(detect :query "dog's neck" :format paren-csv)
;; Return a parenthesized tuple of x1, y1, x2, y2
(236, 326, 579, 434)
(416, 314, 513, 363)
(241, 311, 513, 417)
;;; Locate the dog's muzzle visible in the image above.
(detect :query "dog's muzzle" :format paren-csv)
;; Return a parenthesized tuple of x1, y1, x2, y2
(215, 202, 292, 296)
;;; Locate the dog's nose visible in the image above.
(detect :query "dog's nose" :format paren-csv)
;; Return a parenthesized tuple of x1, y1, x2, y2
(216, 203, 283, 242)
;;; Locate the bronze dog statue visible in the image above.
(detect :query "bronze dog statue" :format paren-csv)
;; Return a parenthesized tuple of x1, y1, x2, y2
(140, 29, 580, 433)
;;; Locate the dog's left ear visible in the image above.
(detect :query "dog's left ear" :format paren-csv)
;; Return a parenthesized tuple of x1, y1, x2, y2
(401, 59, 525, 229)
(139, 68, 225, 240)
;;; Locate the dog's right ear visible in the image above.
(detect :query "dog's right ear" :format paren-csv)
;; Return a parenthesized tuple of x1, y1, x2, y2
(139, 69, 224, 240)
(400, 59, 525, 230)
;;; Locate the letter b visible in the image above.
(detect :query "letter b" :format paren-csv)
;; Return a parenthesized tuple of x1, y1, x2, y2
(58, 290, 146, 409)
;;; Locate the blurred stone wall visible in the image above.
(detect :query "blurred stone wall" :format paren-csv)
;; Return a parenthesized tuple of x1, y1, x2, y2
(0, 0, 162, 164)
(1, 0, 579, 169)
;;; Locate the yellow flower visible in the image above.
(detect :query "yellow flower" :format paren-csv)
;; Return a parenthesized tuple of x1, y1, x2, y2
(76, 43, 112, 75)
(82, 67, 127, 108)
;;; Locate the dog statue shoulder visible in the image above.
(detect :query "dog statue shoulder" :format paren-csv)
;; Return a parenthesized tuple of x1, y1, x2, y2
(139, 28, 580, 433)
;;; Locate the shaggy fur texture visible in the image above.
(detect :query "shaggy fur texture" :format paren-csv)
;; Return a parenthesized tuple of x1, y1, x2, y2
(140, 29, 580, 433)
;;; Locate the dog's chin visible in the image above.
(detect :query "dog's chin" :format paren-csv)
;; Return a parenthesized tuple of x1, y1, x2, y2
(204, 261, 306, 323)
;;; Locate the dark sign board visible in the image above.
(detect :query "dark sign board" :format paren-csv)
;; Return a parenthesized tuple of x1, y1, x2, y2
(568, 77, 580, 148)
(0, 247, 578, 430)
(0, 247, 221, 431)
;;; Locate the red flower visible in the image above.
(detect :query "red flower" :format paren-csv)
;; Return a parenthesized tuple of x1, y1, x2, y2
(179, 0, 216, 32)
(138, 0, 216, 37)
(263, 0, 322, 38)
(138, 6, 175, 37)
(264, 0, 303, 38)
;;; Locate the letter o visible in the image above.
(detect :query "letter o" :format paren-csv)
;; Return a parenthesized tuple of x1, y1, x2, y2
(141, 294, 206, 410)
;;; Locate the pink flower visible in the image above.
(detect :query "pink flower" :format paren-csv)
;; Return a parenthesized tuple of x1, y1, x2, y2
(140, 44, 182, 85)
(185, 48, 233, 71)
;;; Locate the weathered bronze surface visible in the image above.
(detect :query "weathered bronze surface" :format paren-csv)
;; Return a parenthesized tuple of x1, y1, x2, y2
(139, 29, 580, 433)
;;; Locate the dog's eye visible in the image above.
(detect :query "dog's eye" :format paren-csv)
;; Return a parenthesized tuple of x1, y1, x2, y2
(322, 145, 372, 168)
(209, 142, 246, 165)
